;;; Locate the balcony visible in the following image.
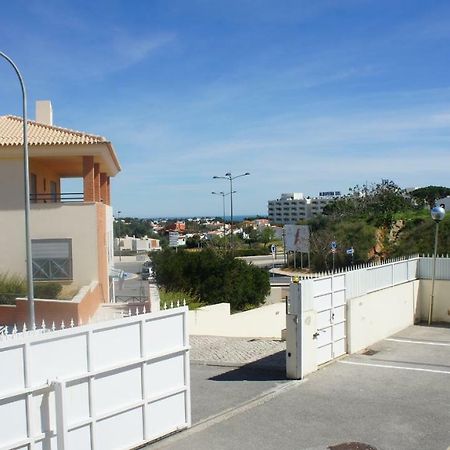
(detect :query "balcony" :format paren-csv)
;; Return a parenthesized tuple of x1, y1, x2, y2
(30, 192, 84, 203)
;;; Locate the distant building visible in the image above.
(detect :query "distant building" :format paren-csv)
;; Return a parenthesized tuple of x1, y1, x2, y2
(115, 235, 161, 253)
(165, 221, 186, 233)
(268, 192, 340, 225)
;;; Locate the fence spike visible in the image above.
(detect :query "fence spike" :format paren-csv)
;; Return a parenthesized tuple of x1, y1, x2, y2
(52, 322, 56, 331)
(128, 308, 132, 317)
(135, 307, 139, 316)
(170, 301, 174, 309)
(183, 299, 186, 307)
(32, 322, 37, 332)
(177, 300, 180, 308)
(13, 324, 18, 335)
(70, 318, 74, 328)
(22, 323, 27, 333)
(61, 320, 65, 330)
(42, 320, 46, 331)
(164, 302, 167, 310)
(143, 305, 147, 314)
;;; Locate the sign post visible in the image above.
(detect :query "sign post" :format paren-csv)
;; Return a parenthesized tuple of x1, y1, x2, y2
(271, 244, 277, 274)
(169, 232, 179, 252)
(346, 246, 354, 266)
(331, 241, 337, 273)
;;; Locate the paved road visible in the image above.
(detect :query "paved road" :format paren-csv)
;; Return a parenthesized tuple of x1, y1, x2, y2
(149, 325, 450, 450)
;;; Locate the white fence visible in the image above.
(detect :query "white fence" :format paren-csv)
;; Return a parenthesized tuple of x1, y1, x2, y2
(0, 306, 190, 450)
(345, 256, 419, 299)
(287, 255, 450, 376)
(418, 255, 450, 280)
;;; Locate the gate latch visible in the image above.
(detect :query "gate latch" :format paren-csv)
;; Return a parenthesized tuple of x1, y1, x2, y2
(313, 331, 320, 339)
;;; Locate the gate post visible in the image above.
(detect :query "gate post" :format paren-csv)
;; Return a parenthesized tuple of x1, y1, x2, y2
(286, 279, 303, 379)
(53, 380, 68, 450)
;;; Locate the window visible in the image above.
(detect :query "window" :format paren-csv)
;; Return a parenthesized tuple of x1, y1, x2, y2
(32, 239, 73, 280)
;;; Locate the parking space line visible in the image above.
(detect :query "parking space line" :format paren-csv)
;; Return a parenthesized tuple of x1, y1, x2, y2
(339, 360, 450, 375)
(386, 338, 450, 347)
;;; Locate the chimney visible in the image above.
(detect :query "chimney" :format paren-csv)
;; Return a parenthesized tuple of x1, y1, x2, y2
(35, 100, 53, 126)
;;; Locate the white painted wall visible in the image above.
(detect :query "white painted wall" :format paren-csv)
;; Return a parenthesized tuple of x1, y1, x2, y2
(188, 302, 286, 338)
(31, 203, 99, 288)
(416, 279, 450, 323)
(347, 280, 419, 353)
(0, 202, 99, 291)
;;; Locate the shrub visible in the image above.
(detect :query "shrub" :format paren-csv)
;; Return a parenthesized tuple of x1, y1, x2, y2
(152, 249, 270, 311)
(0, 274, 63, 304)
(0, 273, 26, 305)
(34, 282, 63, 299)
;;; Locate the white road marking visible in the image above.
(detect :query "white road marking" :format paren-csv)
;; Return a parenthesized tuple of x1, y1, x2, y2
(386, 338, 450, 347)
(339, 360, 450, 375)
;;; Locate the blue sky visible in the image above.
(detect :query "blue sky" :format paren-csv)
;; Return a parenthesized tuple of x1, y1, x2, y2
(1, 0, 450, 217)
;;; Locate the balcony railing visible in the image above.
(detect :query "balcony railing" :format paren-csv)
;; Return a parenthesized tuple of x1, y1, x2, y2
(30, 192, 84, 203)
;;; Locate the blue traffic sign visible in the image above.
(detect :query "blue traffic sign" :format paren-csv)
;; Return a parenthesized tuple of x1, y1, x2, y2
(331, 241, 337, 250)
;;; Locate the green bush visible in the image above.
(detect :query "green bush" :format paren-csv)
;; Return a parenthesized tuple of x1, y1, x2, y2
(152, 249, 270, 311)
(0, 273, 26, 305)
(34, 282, 63, 299)
(232, 248, 271, 257)
(0, 274, 63, 304)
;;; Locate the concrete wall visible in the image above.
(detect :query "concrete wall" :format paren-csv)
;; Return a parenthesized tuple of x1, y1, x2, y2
(188, 302, 286, 338)
(0, 281, 101, 326)
(416, 279, 450, 323)
(347, 280, 419, 354)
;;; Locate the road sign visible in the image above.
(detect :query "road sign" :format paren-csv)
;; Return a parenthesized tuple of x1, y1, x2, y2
(284, 225, 310, 252)
(169, 231, 179, 247)
(271, 244, 276, 258)
(346, 247, 354, 255)
(331, 241, 337, 250)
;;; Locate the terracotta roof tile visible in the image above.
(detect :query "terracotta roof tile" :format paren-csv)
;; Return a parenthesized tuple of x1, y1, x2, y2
(0, 115, 108, 146)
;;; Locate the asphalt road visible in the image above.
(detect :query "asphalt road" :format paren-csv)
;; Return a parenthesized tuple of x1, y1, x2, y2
(150, 324, 450, 450)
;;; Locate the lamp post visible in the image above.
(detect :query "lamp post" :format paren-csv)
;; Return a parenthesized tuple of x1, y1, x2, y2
(117, 210, 122, 262)
(213, 172, 250, 251)
(0, 51, 34, 327)
(212, 191, 236, 245)
(428, 205, 446, 326)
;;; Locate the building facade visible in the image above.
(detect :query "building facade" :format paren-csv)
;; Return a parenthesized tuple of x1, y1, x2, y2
(0, 101, 121, 323)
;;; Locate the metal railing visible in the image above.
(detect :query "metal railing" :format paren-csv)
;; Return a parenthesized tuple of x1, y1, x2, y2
(30, 192, 84, 203)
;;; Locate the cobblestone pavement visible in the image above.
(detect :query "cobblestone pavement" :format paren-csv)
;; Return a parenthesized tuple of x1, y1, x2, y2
(189, 335, 286, 368)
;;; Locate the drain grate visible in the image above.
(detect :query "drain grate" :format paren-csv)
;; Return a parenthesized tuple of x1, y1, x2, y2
(329, 442, 377, 450)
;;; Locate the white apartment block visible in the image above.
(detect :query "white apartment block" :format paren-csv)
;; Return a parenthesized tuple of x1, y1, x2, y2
(268, 191, 340, 224)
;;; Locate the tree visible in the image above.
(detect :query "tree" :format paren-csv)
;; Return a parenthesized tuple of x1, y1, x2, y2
(410, 186, 450, 209)
(151, 248, 270, 311)
(260, 227, 275, 245)
(324, 180, 412, 226)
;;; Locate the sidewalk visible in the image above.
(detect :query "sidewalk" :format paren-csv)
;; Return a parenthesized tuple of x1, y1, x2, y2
(149, 325, 450, 450)
(190, 335, 286, 369)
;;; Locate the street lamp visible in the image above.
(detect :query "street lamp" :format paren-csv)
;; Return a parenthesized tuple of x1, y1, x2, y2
(212, 191, 236, 244)
(213, 172, 250, 251)
(117, 210, 122, 262)
(0, 51, 34, 327)
(428, 205, 446, 326)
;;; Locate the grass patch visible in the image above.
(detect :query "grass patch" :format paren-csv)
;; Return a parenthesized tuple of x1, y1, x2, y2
(158, 288, 205, 310)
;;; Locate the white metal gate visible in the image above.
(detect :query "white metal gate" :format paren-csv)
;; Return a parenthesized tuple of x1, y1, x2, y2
(0, 306, 190, 450)
(312, 273, 346, 365)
